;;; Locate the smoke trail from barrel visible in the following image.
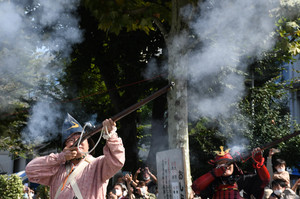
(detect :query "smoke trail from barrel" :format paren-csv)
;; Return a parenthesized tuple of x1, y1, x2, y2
(143, 0, 282, 157)
(0, 0, 82, 144)
(180, 0, 279, 150)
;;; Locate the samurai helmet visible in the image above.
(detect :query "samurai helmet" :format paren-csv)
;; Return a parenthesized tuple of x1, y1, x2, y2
(209, 146, 233, 165)
(61, 113, 83, 146)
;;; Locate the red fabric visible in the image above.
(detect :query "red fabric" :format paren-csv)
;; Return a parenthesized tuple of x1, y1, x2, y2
(215, 153, 233, 162)
(192, 167, 226, 195)
(256, 164, 270, 188)
(254, 161, 270, 199)
(192, 171, 216, 195)
(213, 183, 242, 199)
(251, 149, 270, 188)
(210, 153, 233, 165)
(252, 148, 264, 168)
(214, 167, 226, 177)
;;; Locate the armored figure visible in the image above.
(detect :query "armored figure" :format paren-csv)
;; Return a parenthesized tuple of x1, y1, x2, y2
(192, 146, 270, 199)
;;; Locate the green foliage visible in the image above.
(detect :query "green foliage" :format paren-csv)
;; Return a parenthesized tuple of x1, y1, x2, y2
(1, 0, 299, 180)
(83, 0, 172, 35)
(36, 185, 50, 199)
(274, 17, 300, 61)
(244, 82, 290, 144)
(189, 117, 226, 178)
(0, 174, 23, 198)
(189, 76, 300, 178)
(245, 81, 300, 169)
(0, 109, 34, 159)
(0, 0, 68, 159)
(0, 136, 34, 159)
(59, 5, 167, 170)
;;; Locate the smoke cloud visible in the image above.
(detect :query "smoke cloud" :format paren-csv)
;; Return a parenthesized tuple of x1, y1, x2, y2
(183, 0, 281, 150)
(182, 0, 279, 120)
(22, 100, 62, 145)
(142, 0, 283, 153)
(0, 0, 82, 144)
(183, 0, 280, 149)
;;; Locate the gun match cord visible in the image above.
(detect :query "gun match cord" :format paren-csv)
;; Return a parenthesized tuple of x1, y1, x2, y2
(2, 73, 166, 118)
(224, 130, 300, 166)
(71, 82, 175, 148)
(76, 122, 103, 155)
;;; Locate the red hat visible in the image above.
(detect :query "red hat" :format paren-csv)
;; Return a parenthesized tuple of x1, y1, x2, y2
(209, 146, 233, 165)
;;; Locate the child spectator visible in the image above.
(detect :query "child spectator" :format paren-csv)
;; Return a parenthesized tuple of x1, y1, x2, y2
(110, 183, 128, 199)
(269, 179, 299, 199)
(135, 181, 156, 199)
(267, 149, 290, 187)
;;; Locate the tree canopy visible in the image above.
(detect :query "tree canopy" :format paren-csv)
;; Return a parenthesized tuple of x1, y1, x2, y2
(0, 0, 299, 181)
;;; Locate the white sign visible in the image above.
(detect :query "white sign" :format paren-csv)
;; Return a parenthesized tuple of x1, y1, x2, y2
(156, 148, 187, 199)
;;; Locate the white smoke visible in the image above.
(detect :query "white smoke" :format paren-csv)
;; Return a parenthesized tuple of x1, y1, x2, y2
(143, 58, 167, 79)
(142, 0, 282, 151)
(176, 0, 280, 149)
(0, 0, 82, 108)
(22, 100, 62, 144)
(0, 0, 82, 144)
(183, 0, 287, 151)
(278, 0, 300, 18)
(181, 0, 279, 120)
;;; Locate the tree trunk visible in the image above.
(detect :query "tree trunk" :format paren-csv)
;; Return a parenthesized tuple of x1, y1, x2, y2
(164, 0, 193, 196)
(167, 54, 192, 196)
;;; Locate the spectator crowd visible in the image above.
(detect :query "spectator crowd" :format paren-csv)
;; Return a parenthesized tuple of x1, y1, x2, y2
(107, 166, 158, 199)
(22, 147, 300, 199)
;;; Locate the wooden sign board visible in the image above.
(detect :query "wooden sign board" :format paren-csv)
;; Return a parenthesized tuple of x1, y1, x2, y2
(156, 148, 187, 199)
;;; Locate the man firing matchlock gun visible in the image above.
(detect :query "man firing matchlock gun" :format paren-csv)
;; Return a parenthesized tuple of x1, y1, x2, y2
(26, 114, 125, 199)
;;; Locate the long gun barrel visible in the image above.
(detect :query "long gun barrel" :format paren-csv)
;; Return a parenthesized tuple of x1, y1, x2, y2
(229, 130, 300, 164)
(72, 82, 175, 147)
